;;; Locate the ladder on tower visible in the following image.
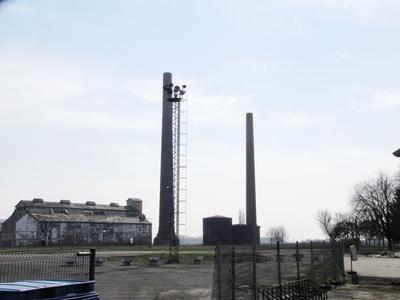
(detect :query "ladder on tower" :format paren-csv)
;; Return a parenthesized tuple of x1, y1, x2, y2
(170, 95, 188, 262)
(177, 98, 188, 238)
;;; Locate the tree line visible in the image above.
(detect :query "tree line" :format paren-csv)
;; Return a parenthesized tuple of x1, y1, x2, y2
(317, 171, 400, 251)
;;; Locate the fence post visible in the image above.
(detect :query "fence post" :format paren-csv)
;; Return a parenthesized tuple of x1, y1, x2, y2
(217, 245, 222, 300)
(277, 241, 282, 286)
(340, 240, 346, 280)
(89, 248, 96, 281)
(231, 246, 235, 300)
(277, 241, 282, 300)
(322, 241, 328, 284)
(310, 241, 314, 268)
(252, 244, 257, 300)
(296, 241, 300, 281)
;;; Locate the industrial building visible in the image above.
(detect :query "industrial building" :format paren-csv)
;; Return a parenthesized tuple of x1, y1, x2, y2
(0, 198, 152, 247)
(203, 113, 260, 246)
(203, 216, 233, 245)
(203, 216, 260, 245)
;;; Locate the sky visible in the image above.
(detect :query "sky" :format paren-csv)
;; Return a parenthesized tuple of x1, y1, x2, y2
(1, 0, 400, 241)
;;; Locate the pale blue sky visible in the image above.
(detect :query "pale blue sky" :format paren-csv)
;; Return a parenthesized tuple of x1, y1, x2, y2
(1, 0, 399, 241)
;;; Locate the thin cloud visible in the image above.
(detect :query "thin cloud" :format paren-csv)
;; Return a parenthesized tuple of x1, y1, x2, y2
(32, 109, 159, 132)
(189, 94, 245, 127)
(0, 52, 159, 132)
(222, 57, 276, 73)
(272, 112, 322, 128)
(121, 79, 161, 103)
(338, 53, 353, 60)
(277, 0, 400, 24)
(367, 91, 400, 110)
(1, 2, 34, 14)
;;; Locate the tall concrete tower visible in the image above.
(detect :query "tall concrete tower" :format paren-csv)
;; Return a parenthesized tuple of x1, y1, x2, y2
(154, 72, 178, 246)
(246, 112, 260, 244)
(246, 112, 257, 226)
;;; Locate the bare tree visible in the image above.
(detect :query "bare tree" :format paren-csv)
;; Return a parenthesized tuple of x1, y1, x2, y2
(266, 225, 288, 244)
(332, 212, 365, 249)
(317, 209, 337, 240)
(352, 172, 398, 250)
(390, 186, 400, 243)
(317, 209, 351, 241)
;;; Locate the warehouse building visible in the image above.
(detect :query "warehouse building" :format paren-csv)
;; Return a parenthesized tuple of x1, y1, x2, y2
(0, 198, 152, 246)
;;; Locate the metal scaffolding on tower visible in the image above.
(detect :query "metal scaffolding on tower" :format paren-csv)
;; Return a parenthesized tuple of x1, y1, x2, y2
(167, 83, 187, 262)
(177, 97, 187, 238)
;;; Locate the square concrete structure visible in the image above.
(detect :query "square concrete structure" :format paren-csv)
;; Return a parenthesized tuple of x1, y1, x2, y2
(203, 216, 233, 245)
(232, 224, 260, 245)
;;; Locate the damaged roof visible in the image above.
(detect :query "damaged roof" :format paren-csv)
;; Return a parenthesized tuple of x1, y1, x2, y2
(29, 212, 150, 224)
(18, 200, 129, 211)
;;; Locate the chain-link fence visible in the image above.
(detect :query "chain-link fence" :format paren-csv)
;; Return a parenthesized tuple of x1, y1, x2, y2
(0, 248, 95, 283)
(212, 241, 344, 300)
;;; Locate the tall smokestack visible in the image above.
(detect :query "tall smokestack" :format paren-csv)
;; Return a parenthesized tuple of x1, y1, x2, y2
(246, 112, 257, 226)
(154, 72, 178, 245)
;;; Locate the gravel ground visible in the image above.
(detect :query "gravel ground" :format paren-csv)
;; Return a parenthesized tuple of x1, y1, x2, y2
(95, 261, 213, 300)
(329, 283, 400, 299)
(93, 254, 400, 299)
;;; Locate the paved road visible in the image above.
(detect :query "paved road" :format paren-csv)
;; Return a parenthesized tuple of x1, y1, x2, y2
(344, 254, 400, 278)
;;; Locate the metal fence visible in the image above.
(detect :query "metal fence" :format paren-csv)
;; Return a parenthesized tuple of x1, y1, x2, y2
(0, 248, 95, 283)
(212, 241, 344, 300)
(258, 279, 328, 300)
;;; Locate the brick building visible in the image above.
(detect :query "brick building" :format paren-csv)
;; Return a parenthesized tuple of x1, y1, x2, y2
(0, 198, 152, 246)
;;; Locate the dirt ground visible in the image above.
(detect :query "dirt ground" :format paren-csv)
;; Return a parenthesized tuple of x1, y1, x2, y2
(329, 283, 400, 299)
(95, 261, 214, 300)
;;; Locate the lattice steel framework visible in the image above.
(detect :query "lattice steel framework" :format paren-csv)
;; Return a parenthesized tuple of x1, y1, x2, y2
(178, 98, 188, 238)
(169, 87, 187, 262)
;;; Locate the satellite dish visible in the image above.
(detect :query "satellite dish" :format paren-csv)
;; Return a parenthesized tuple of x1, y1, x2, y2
(393, 148, 400, 157)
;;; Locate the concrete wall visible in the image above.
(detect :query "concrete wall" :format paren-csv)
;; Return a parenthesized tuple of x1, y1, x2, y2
(15, 214, 38, 246)
(1, 209, 26, 246)
(126, 198, 142, 215)
(203, 217, 233, 246)
(232, 224, 260, 245)
(44, 222, 152, 246)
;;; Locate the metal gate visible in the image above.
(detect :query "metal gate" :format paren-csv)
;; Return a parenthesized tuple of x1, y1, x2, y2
(212, 242, 344, 300)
